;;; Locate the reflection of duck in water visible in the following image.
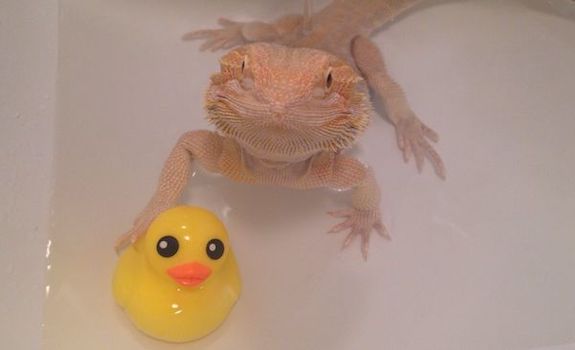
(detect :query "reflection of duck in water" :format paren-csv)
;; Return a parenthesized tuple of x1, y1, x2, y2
(113, 206, 241, 342)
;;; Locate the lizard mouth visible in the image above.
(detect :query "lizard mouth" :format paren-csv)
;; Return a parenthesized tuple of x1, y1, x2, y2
(210, 116, 360, 161)
(207, 108, 366, 159)
(205, 84, 370, 159)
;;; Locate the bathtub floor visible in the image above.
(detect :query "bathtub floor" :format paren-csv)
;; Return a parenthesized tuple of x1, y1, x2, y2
(44, 1, 575, 349)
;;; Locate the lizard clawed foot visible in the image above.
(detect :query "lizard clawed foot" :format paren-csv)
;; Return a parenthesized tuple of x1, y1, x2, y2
(115, 228, 142, 254)
(395, 113, 446, 180)
(114, 204, 169, 254)
(182, 18, 245, 51)
(327, 208, 390, 260)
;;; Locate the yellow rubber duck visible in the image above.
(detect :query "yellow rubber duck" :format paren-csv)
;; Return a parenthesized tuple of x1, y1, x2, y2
(113, 206, 241, 343)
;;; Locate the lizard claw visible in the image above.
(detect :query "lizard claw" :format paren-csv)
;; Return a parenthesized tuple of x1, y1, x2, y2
(182, 18, 245, 51)
(114, 203, 169, 254)
(114, 229, 139, 254)
(114, 218, 150, 254)
(217, 17, 240, 27)
(395, 112, 446, 180)
(327, 208, 389, 260)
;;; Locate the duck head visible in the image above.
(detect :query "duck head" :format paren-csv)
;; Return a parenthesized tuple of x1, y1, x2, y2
(142, 206, 231, 288)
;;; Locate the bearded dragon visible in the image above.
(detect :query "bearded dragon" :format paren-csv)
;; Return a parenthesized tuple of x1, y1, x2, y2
(116, 0, 445, 259)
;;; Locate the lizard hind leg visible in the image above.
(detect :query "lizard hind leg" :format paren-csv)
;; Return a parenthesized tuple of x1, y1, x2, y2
(351, 35, 446, 179)
(303, 0, 313, 33)
(182, 18, 247, 51)
(182, 8, 309, 51)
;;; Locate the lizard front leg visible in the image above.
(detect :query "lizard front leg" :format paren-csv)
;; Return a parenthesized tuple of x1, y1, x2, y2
(115, 130, 224, 252)
(182, 14, 306, 51)
(351, 35, 446, 179)
(303, 154, 389, 260)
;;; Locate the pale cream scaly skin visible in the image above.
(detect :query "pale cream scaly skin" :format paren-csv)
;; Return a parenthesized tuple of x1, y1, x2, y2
(116, 0, 445, 260)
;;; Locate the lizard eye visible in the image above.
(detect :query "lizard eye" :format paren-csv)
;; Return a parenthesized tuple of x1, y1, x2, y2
(326, 71, 333, 90)
(239, 56, 254, 89)
(241, 56, 247, 73)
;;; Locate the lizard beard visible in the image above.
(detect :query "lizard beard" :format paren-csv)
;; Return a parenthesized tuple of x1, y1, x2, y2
(205, 90, 370, 162)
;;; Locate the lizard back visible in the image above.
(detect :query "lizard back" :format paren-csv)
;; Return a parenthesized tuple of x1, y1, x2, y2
(283, 0, 422, 64)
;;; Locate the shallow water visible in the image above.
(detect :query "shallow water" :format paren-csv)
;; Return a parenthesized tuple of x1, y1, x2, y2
(44, 1, 575, 349)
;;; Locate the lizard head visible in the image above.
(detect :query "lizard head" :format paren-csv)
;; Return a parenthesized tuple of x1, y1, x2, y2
(205, 43, 371, 162)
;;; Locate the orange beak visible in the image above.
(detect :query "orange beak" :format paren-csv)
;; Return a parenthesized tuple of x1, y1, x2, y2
(167, 262, 212, 287)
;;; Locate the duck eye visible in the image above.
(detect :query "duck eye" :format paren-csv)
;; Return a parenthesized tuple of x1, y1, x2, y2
(326, 72, 333, 89)
(156, 236, 179, 258)
(206, 239, 224, 260)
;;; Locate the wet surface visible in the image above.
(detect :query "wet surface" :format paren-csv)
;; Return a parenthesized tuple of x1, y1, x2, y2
(44, 1, 575, 349)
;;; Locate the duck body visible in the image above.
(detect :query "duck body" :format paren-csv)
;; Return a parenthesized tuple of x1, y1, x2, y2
(113, 206, 241, 343)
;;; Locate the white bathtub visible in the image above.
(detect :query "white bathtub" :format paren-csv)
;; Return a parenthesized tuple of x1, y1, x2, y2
(2, 0, 575, 349)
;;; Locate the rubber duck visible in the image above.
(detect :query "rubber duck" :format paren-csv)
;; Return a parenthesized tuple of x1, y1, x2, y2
(113, 206, 241, 342)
